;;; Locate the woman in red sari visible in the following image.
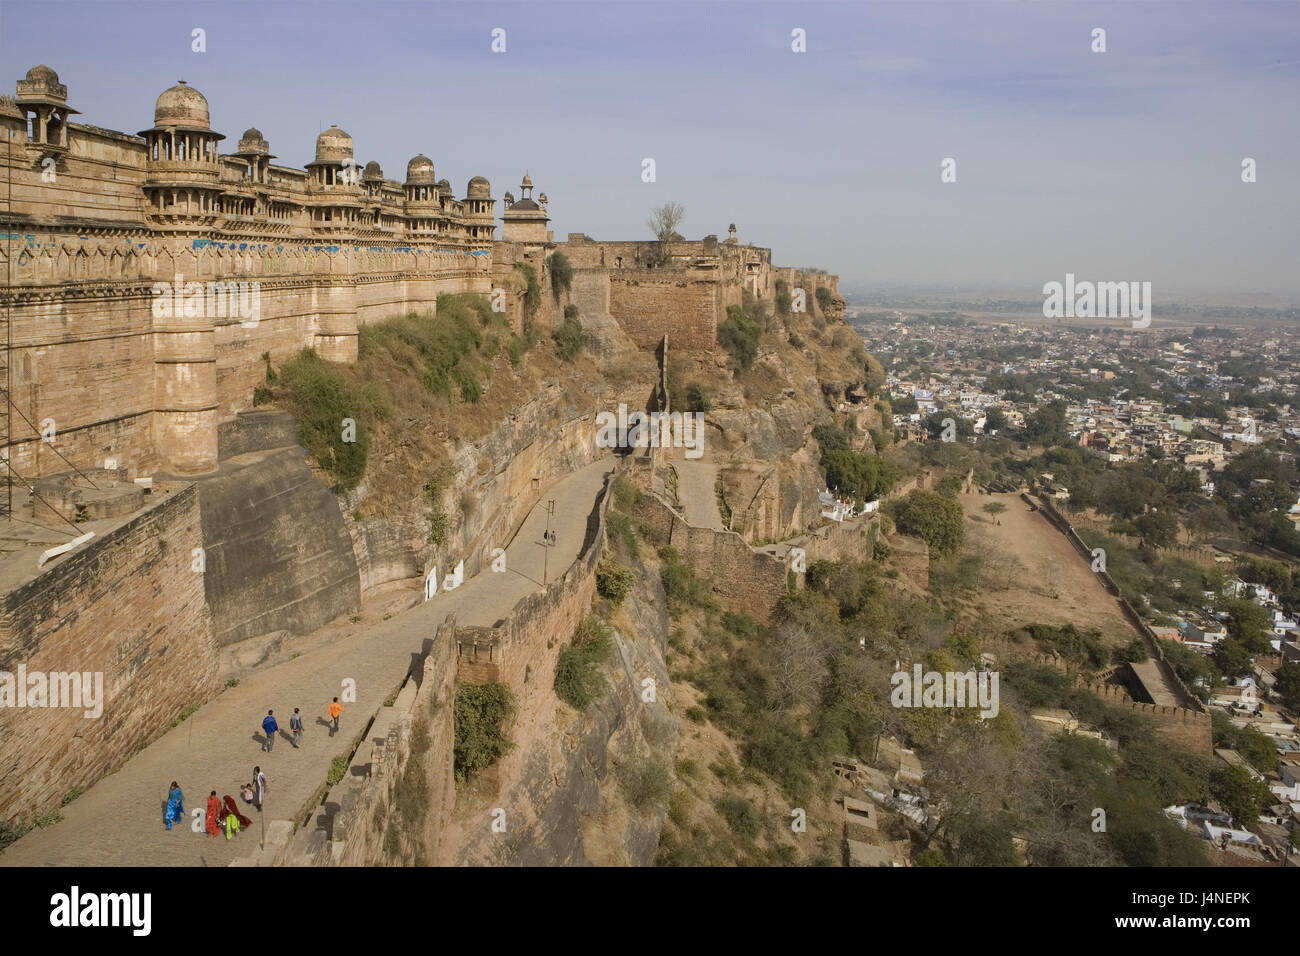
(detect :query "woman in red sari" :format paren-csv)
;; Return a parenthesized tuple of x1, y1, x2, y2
(205, 790, 221, 836)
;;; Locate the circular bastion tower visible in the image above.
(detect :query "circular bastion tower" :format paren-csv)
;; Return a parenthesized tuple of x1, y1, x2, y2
(142, 81, 222, 475)
(465, 175, 495, 252)
(305, 125, 360, 364)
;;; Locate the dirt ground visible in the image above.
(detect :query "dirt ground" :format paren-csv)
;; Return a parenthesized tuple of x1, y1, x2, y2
(958, 491, 1133, 646)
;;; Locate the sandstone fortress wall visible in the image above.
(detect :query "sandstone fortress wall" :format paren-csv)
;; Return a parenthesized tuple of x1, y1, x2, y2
(0, 481, 219, 817)
(0, 65, 843, 829)
(0, 66, 500, 479)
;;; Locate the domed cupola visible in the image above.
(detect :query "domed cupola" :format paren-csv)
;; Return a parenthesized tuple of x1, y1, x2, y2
(15, 64, 80, 150)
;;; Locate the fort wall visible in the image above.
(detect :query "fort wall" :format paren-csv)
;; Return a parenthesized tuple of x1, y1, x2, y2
(0, 482, 219, 821)
(1086, 680, 1213, 754)
(454, 469, 615, 793)
(635, 490, 790, 619)
(196, 445, 361, 645)
(285, 616, 458, 866)
(1029, 493, 1207, 715)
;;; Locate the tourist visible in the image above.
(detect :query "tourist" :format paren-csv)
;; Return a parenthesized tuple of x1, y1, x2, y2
(290, 707, 303, 748)
(252, 766, 267, 813)
(205, 791, 221, 836)
(327, 697, 344, 738)
(163, 781, 184, 831)
(261, 709, 278, 752)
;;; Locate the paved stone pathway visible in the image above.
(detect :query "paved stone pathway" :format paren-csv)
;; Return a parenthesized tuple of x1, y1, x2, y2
(670, 453, 726, 531)
(0, 457, 614, 867)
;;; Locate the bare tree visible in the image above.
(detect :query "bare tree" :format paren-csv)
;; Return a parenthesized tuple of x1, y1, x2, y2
(768, 620, 829, 712)
(646, 201, 686, 247)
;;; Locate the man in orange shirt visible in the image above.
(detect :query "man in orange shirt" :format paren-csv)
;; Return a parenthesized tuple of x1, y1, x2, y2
(327, 697, 344, 738)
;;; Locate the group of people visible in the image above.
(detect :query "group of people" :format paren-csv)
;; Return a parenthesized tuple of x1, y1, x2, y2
(163, 766, 269, 840)
(161, 696, 348, 839)
(259, 698, 345, 752)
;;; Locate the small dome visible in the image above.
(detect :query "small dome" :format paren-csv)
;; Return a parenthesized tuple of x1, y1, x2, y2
(521, 173, 533, 188)
(237, 128, 269, 154)
(155, 81, 210, 127)
(363, 160, 384, 181)
(538, 192, 548, 205)
(25, 65, 59, 85)
(436, 178, 450, 195)
(503, 190, 514, 205)
(405, 153, 436, 184)
(467, 175, 490, 199)
(314, 125, 353, 164)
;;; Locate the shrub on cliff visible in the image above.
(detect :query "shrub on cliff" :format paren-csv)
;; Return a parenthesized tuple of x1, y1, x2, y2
(513, 262, 541, 322)
(717, 305, 761, 372)
(423, 463, 455, 548)
(554, 616, 614, 710)
(617, 757, 672, 811)
(815, 286, 833, 314)
(660, 554, 711, 608)
(549, 251, 573, 299)
(552, 314, 586, 361)
(275, 347, 385, 493)
(611, 473, 642, 513)
(684, 382, 710, 413)
(454, 682, 516, 783)
(596, 557, 636, 605)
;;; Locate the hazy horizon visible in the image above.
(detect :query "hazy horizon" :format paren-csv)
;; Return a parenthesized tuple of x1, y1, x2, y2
(3, 0, 1297, 302)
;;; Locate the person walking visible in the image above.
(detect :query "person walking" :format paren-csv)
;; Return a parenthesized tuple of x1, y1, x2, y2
(327, 697, 344, 738)
(163, 781, 185, 831)
(261, 709, 278, 752)
(205, 791, 221, 836)
(290, 707, 304, 749)
(252, 766, 267, 813)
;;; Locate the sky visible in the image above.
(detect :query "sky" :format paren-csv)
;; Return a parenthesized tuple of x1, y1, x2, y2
(2, 0, 1298, 303)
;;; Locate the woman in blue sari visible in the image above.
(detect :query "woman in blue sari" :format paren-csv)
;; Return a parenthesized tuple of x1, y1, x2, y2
(164, 781, 184, 830)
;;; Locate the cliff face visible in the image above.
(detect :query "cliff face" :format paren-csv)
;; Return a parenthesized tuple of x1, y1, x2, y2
(454, 563, 675, 865)
(342, 379, 603, 602)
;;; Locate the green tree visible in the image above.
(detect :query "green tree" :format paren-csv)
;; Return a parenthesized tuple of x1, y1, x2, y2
(821, 450, 897, 502)
(1275, 661, 1300, 710)
(453, 682, 516, 783)
(1209, 764, 1272, 828)
(892, 489, 964, 554)
(1212, 638, 1254, 679)
(1022, 400, 1070, 447)
(1221, 598, 1272, 653)
(1132, 509, 1179, 549)
(952, 813, 1019, 866)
